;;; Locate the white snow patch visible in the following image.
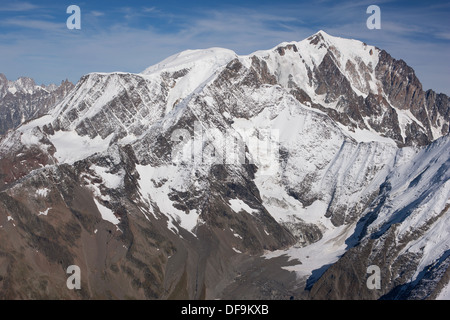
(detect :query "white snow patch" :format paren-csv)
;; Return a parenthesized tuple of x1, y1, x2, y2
(36, 188, 50, 198)
(85, 180, 111, 202)
(230, 228, 243, 239)
(232, 247, 242, 253)
(91, 165, 123, 189)
(337, 123, 396, 145)
(118, 133, 138, 145)
(50, 131, 114, 164)
(437, 281, 450, 300)
(136, 164, 200, 235)
(395, 108, 425, 142)
(39, 208, 51, 216)
(20, 132, 41, 146)
(18, 115, 53, 132)
(229, 199, 258, 215)
(94, 198, 120, 225)
(8, 87, 17, 95)
(264, 222, 356, 279)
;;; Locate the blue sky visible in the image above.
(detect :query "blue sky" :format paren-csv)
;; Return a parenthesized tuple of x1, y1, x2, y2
(0, 0, 449, 94)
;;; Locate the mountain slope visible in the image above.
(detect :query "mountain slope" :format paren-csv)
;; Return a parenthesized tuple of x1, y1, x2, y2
(0, 31, 448, 299)
(308, 135, 450, 299)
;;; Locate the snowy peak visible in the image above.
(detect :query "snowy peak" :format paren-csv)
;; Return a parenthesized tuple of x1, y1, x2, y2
(141, 47, 237, 75)
(248, 30, 380, 99)
(304, 31, 380, 95)
(12, 76, 37, 94)
(142, 47, 238, 114)
(0, 74, 70, 98)
(307, 30, 379, 68)
(0, 74, 39, 97)
(244, 31, 448, 146)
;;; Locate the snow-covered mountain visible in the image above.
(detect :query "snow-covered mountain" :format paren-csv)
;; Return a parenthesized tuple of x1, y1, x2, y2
(0, 31, 448, 300)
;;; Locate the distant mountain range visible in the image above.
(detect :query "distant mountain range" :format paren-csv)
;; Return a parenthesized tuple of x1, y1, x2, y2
(0, 74, 74, 135)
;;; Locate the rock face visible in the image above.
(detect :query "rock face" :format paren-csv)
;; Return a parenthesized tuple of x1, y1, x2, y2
(0, 31, 448, 300)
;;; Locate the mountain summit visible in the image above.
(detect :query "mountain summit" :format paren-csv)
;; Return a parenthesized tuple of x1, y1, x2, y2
(0, 31, 449, 300)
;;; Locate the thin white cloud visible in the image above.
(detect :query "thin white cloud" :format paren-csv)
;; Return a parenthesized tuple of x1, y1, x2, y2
(1, 18, 63, 32)
(143, 7, 158, 13)
(436, 32, 450, 40)
(0, 2, 38, 12)
(91, 11, 104, 17)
